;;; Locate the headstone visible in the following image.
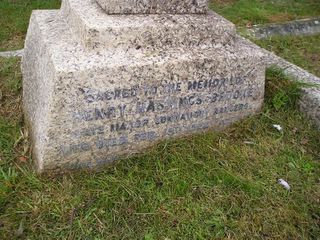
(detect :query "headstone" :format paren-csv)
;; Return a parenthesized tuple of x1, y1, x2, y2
(22, 0, 266, 172)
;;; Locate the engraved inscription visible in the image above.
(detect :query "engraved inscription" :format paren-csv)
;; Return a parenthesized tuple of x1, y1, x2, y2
(59, 75, 262, 161)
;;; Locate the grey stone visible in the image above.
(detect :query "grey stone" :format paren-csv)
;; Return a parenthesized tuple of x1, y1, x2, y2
(246, 17, 320, 39)
(264, 49, 320, 85)
(61, 0, 234, 51)
(22, 0, 266, 172)
(262, 47, 320, 129)
(0, 49, 24, 58)
(95, 0, 208, 14)
(299, 88, 320, 129)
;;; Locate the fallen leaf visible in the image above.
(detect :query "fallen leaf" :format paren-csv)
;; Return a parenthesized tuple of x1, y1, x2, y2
(172, 219, 179, 227)
(301, 138, 309, 145)
(292, 127, 298, 134)
(18, 156, 28, 163)
(246, 21, 253, 28)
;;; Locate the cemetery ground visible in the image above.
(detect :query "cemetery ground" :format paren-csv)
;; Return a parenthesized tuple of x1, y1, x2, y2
(256, 34, 320, 77)
(0, 0, 320, 239)
(1, 0, 320, 51)
(1, 58, 320, 239)
(210, 0, 320, 26)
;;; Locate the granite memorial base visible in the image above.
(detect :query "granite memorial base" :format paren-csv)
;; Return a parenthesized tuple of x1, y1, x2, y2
(95, 0, 208, 14)
(22, 0, 266, 172)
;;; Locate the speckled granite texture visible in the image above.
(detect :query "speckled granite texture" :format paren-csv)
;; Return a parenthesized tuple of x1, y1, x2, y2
(96, 0, 208, 14)
(22, 0, 266, 172)
(61, 0, 234, 51)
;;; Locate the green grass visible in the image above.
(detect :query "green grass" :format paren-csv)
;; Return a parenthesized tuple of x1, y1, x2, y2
(210, 0, 320, 26)
(256, 34, 320, 77)
(0, 0, 320, 50)
(1, 1, 320, 238)
(0, 0, 61, 51)
(0, 57, 319, 239)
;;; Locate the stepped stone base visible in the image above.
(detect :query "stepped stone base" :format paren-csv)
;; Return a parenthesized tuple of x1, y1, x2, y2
(96, 0, 208, 14)
(61, 0, 235, 51)
(22, 0, 266, 172)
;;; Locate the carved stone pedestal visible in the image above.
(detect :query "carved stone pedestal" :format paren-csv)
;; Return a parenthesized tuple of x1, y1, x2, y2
(22, 0, 266, 172)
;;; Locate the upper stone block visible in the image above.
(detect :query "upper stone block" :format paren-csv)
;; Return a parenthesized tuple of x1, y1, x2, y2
(61, 0, 235, 51)
(96, 0, 208, 14)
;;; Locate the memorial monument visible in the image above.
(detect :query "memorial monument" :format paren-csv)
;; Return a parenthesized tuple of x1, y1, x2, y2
(22, 0, 266, 172)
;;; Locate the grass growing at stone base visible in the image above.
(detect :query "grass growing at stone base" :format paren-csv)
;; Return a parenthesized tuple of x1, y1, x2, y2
(0, 0, 61, 51)
(210, 0, 320, 26)
(0, 57, 319, 239)
(256, 34, 320, 77)
(1, 0, 320, 51)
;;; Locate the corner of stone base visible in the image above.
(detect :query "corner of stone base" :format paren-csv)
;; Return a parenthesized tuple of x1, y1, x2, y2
(299, 87, 320, 129)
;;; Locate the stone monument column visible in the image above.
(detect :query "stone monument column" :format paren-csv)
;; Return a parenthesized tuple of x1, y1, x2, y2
(22, 0, 266, 172)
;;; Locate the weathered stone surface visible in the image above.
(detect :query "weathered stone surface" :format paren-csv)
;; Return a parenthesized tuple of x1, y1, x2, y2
(299, 88, 320, 129)
(61, 0, 235, 51)
(248, 17, 320, 39)
(95, 0, 208, 14)
(23, 10, 265, 172)
(263, 48, 320, 129)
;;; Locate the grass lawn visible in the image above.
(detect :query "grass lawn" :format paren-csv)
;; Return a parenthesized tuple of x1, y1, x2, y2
(0, 56, 320, 238)
(1, 0, 320, 239)
(0, 0, 61, 51)
(256, 34, 320, 77)
(210, 0, 320, 26)
(1, 0, 320, 51)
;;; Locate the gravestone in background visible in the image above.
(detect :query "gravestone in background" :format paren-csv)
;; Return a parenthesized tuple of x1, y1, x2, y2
(22, 0, 266, 172)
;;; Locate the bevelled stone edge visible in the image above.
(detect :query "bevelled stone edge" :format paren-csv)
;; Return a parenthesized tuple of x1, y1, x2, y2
(263, 45, 320, 129)
(22, 11, 59, 172)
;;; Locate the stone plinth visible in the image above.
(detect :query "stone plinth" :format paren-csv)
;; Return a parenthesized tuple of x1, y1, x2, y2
(22, 0, 266, 172)
(61, 0, 234, 51)
(96, 0, 208, 14)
